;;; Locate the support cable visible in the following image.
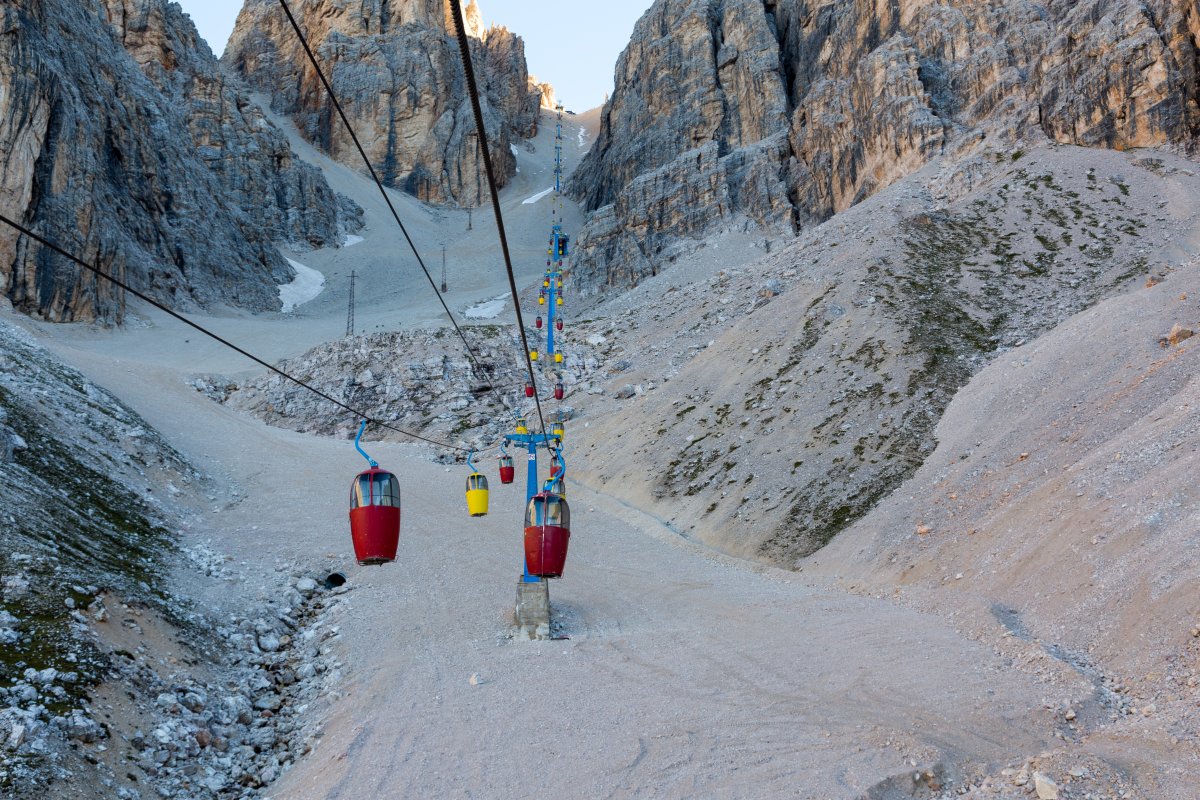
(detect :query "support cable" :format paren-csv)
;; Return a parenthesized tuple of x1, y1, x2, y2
(0, 214, 483, 454)
(447, 0, 552, 449)
(276, 0, 486, 376)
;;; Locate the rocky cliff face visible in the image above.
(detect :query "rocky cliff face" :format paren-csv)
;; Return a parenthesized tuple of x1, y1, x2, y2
(224, 0, 544, 207)
(570, 0, 1200, 294)
(0, 0, 356, 323)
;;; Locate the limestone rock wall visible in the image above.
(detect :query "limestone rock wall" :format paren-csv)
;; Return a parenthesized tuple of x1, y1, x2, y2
(570, 0, 1200, 293)
(224, 0, 544, 206)
(0, 0, 355, 323)
(104, 0, 356, 250)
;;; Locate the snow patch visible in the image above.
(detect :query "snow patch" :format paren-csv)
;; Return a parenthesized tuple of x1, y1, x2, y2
(279, 259, 326, 313)
(578, 128, 587, 148)
(510, 144, 519, 157)
(523, 187, 554, 205)
(465, 294, 510, 319)
(342, 234, 364, 247)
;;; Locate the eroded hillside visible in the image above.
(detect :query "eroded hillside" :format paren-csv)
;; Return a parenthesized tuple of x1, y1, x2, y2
(0, 315, 369, 800)
(805, 209, 1200, 799)
(569, 146, 1200, 565)
(0, 316, 187, 793)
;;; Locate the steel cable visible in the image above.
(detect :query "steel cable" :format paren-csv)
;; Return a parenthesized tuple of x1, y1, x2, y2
(0, 213, 482, 454)
(277, 0, 487, 377)
(447, 0, 553, 451)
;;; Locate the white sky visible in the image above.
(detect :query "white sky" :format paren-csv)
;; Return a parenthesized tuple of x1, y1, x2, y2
(175, 0, 650, 111)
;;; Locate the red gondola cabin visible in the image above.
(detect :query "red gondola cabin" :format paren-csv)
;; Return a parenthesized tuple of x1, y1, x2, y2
(556, 318, 563, 331)
(498, 454, 515, 484)
(536, 315, 543, 329)
(349, 467, 401, 565)
(525, 382, 535, 398)
(554, 382, 564, 400)
(524, 492, 570, 578)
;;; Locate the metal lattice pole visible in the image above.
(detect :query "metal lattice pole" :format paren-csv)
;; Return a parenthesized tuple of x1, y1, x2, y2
(346, 269, 355, 337)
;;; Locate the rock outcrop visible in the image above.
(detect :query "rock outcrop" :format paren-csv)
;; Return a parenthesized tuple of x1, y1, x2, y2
(218, 325, 590, 449)
(0, 0, 357, 323)
(570, 0, 1200, 294)
(531, 77, 557, 111)
(224, 0, 545, 206)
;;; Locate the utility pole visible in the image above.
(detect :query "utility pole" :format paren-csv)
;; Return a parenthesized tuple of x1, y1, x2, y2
(467, 208, 473, 231)
(345, 269, 356, 337)
(441, 246, 448, 293)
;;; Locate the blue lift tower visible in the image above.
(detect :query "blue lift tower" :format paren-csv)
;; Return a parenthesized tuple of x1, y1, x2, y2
(504, 424, 561, 584)
(512, 105, 572, 635)
(538, 103, 568, 367)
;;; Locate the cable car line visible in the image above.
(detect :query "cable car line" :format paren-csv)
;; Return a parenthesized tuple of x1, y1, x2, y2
(447, 0, 553, 452)
(276, 0, 487, 378)
(278, 0, 542, 461)
(12, 3, 573, 574)
(448, 2, 575, 579)
(0, 213, 484, 455)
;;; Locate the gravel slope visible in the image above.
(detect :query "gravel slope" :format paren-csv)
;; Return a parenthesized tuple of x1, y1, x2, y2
(12, 330, 1069, 798)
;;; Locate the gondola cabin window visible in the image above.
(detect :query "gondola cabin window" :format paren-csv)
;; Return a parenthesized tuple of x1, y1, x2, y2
(352, 474, 372, 508)
(373, 473, 401, 507)
(546, 497, 568, 527)
(352, 472, 401, 508)
(526, 494, 569, 528)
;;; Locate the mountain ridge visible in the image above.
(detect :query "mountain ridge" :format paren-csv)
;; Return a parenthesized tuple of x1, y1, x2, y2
(224, 0, 550, 207)
(569, 0, 1200, 297)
